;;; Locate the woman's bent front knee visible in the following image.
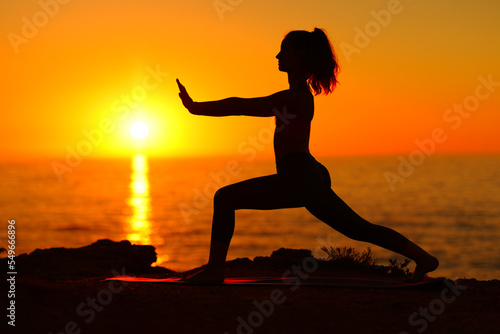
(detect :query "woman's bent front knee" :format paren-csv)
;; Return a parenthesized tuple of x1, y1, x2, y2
(214, 185, 235, 209)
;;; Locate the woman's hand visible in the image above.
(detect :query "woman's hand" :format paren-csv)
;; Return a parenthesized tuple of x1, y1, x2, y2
(176, 79, 195, 112)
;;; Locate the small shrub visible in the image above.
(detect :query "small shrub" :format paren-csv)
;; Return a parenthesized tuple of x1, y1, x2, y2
(321, 245, 412, 277)
(388, 258, 411, 276)
(321, 246, 376, 267)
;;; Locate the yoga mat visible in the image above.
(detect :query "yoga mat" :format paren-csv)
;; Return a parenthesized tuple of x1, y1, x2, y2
(106, 275, 445, 289)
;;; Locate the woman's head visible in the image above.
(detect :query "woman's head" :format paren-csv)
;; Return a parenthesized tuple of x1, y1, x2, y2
(276, 28, 339, 95)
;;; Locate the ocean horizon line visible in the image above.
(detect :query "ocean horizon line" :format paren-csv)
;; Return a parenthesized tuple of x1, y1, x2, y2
(2, 151, 500, 163)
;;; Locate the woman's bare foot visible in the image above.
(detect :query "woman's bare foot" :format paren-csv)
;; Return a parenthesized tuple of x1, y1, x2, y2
(409, 256, 439, 282)
(181, 267, 225, 285)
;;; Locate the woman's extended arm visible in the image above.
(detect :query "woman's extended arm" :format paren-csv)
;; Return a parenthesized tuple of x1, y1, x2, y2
(177, 79, 291, 117)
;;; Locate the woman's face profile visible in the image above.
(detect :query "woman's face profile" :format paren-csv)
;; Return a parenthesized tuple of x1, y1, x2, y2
(276, 37, 304, 73)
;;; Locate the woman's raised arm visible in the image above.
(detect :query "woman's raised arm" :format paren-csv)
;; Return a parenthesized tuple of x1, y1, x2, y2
(177, 79, 292, 117)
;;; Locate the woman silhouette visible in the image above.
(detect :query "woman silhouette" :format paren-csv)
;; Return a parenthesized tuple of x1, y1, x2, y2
(177, 28, 438, 284)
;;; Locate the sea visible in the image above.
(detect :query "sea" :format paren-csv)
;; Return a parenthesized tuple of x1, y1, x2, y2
(1, 154, 499, 280)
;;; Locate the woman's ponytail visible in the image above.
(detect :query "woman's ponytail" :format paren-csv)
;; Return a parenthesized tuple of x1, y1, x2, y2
(285, 28, 339, 95)
(307, 28, 339, 95)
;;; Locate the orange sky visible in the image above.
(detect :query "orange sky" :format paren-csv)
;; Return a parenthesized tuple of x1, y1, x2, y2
(1, 0, 499, 160)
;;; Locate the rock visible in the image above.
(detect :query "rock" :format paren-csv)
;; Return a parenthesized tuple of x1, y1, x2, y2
(1, 239, 173, 279)
(226, 257, 254, 267)
(255, 248, 313, 267)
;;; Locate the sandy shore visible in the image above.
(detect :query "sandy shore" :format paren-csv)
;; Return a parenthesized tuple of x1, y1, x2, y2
(3, 240, 499, 334)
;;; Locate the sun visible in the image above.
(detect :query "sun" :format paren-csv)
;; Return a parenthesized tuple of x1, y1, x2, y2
(130, 121, 149, 139)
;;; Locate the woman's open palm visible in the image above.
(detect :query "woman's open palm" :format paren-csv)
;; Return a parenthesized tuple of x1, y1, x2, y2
(177, 79, 194, 111)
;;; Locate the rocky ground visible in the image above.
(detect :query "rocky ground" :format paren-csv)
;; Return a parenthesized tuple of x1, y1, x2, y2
(2, 239, 499, 334)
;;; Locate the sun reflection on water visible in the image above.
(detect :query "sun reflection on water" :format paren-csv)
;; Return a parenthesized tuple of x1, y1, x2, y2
(126, 154, 165, 264)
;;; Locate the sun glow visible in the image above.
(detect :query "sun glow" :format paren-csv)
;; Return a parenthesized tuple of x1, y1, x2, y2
(130, 121, 149, 139)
